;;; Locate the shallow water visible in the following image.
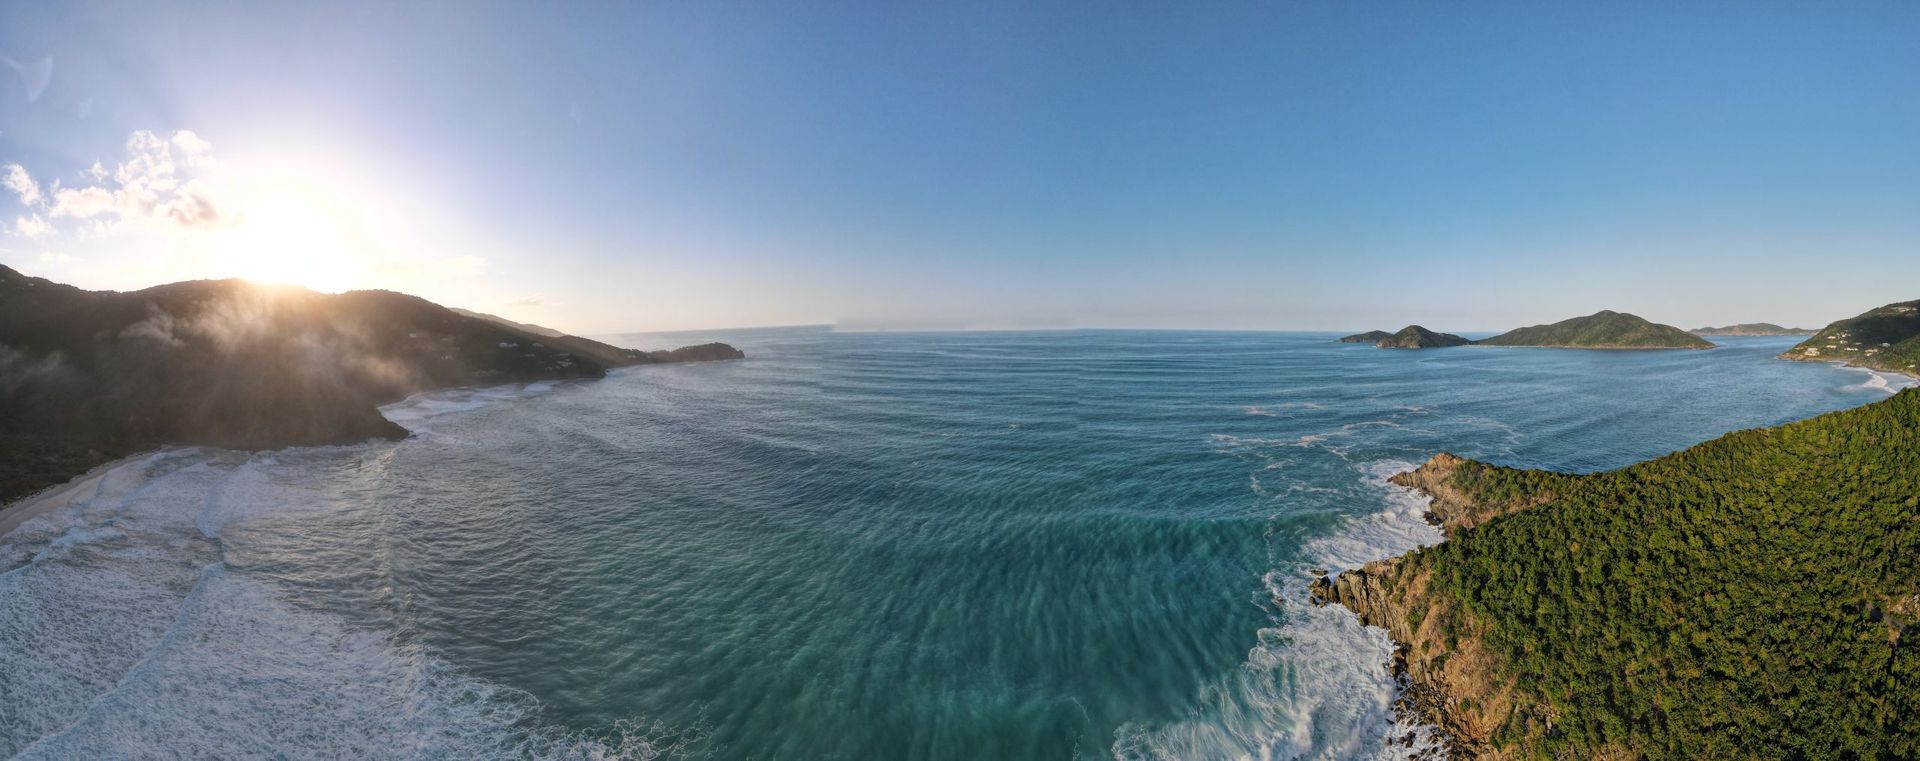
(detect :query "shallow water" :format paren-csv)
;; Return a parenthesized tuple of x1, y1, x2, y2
(0, 331, 1903, 760)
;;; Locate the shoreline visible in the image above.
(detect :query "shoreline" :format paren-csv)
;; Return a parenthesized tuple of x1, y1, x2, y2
(1315, 376, 1920, 756)
(0, 450, 160, 541)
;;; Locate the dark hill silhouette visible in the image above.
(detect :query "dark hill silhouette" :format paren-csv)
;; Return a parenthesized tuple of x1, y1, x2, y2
(0, 265, 743, 502)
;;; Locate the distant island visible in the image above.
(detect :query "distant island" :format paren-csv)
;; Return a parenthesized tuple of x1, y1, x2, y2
(1476, 310, 1711, 349)
(1689, 322, 1815, 336)
(1338, 330, 1393, 343)
(1313, 387, 1920, 757)
(0, 265, 743, 504)
(1376, 325, 1472, 350)
(1339, 311, 1710, 350)
(1781, 299, 1920, 376)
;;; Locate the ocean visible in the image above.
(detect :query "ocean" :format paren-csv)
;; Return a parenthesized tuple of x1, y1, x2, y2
(0, 330, 1906, 760)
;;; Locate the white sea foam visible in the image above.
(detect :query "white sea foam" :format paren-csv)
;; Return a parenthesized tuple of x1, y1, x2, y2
(0, 448, 699, 760)
(1835, 364, 1916, 394)
(1112, 458, 1447, 760)
(378, 380, 568, 432)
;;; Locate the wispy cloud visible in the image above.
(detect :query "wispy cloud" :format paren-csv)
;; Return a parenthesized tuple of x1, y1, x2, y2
(2, 163, 40, 206)
(14, 130, 232, 238)
(12, 214, 50, 238)
(3, 55, 52, 103)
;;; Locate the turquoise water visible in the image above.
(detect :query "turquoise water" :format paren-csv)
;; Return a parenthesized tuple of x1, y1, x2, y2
(0, 331, 1907, 759)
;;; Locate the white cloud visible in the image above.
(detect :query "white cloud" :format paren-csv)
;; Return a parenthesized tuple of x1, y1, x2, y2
(158, 180, 222, 228)
(172, 131, 213, 165)
(13, 214, 51, 238)
(3, 163, 41, 206)
(30, 129, 233, 236)
(51, 186, 114, 218)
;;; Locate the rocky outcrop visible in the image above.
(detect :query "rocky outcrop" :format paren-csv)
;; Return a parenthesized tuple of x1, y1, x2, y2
(1339, 330, 1393, 343)
(1310, 554, 1534, 759)
(1308, 453, 1566, 758)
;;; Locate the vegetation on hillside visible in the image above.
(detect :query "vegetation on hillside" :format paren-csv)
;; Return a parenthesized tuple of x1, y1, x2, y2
(1339, 330, 1393, 343)
(1689, 322, 1815, 336)
(1377, 325, 1471, 349)
(1478, 310, 1711, 349)
(0, 265, 741, 503)
(1386, 389, 1920, 757)
(1784, 299, 1920, 376)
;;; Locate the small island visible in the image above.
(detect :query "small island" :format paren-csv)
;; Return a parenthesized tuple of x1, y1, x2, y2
(1312, 388, 1920, 758)
(0, 265, 744, 504)
(1477, 310, 1711, 349)
(1338, 330, 1394, 343)
(1689, 322, 1815, 337)
(1781, 299, 1920, 376)
(1375, 325, 1472, 350)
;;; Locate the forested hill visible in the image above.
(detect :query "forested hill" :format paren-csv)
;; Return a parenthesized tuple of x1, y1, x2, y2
(1376, 325, 1472, 349)
(0, 265, 743, 504)
(1478, 310, 1712, 349)
(1783, 299, 1920, 376)
(1689, 322, 1814, 336)
(1315, 388, 1920, 758)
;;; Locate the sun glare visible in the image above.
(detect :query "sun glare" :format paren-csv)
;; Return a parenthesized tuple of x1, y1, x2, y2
(211, 195, 362, 292)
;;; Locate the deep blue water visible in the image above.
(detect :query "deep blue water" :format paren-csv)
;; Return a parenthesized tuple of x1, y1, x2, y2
(0, 331, 1906, 760)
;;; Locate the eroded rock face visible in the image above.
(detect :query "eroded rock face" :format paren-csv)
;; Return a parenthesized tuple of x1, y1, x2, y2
(1308, 453, 1556, 759)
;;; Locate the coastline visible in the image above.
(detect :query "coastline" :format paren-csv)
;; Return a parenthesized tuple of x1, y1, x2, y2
(0, 451, 158, 540)
(1312, 382, 1920, 757)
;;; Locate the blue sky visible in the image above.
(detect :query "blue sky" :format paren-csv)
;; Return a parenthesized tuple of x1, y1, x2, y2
(3, 1, 1919, 332)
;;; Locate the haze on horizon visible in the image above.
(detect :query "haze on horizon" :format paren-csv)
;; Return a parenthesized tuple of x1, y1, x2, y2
(3, 1, 1919, 335)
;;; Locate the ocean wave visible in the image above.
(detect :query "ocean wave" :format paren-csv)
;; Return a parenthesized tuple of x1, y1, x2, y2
(0, 449, 702, 760)
(1110, 459, 1446, 760)
(378, 380, 570, 432)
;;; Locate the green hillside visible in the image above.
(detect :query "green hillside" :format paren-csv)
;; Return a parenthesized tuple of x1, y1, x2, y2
(1373, 390, 1920, 757)
(1479, 310, 1711, 349)
(1377, 324, 1472, 349)
(1783, 300, 1920, 375)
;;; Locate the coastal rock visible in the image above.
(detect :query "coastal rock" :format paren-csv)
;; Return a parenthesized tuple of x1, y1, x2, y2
(1339, 330, 1393, 343)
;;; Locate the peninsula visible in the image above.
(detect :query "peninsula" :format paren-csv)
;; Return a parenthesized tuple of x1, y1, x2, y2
(1311, 388, 1920, 758)
(1782, 299, 1920, 376)
(1338, 330, 1393, 344)
(0, 265, 743, 505)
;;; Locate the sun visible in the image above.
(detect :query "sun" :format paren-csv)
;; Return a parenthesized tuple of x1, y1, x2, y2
(210, 194, 362, 292)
